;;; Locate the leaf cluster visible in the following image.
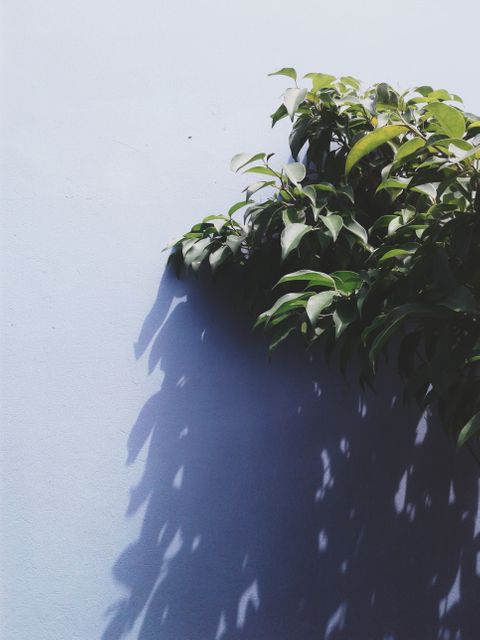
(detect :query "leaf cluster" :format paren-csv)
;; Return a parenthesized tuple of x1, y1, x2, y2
(168, 69, 480, 447)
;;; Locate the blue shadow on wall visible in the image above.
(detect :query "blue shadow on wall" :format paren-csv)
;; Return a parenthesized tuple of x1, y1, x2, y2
(103, 267, 480, 640)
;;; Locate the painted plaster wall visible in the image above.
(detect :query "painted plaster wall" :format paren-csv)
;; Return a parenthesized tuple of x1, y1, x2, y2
(1, 1, 480, 638)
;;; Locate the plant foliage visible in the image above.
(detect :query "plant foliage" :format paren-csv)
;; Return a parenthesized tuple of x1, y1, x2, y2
(168, 70, 480, 447)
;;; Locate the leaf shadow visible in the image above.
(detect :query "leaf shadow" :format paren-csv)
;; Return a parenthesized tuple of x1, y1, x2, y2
(102, 267, 480, 640)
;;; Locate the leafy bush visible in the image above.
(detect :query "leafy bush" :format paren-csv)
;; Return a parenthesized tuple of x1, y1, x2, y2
(168, 68, 480, 447)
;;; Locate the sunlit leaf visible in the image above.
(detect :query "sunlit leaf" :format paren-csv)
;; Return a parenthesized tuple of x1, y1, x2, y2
(304, 72, 336, 92)
(283, 88, 308, 120)
(394, 138, 425, 163)
(283, 162, 306, 185)
(268, 67, 297, 82)
(276, 269, 336, 289)
(243, 180, 276, 200)
(345, 125, 409, 176)
(427, 102, 466, 138)
(230, 152, 266, 173)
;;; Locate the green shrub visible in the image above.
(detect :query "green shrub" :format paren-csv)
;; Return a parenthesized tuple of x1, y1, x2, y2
(168, 68, 480, 446)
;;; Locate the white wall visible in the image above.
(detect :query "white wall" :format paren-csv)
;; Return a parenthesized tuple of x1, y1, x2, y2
(1, 1, 480, 639)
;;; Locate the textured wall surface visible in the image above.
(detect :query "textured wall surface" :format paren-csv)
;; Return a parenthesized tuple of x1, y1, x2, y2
(1, 1, 480, 639)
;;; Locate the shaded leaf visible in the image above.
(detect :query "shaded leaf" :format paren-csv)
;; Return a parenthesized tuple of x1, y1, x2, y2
(256, 292, 310, 327)
(331, 271, 362, 294)
(344, 218, 368, 245)
(281, 223, 311, 260)
(379, 248, 413, 262)
(320, 214, 343, 241)
(209, 245, 230, 271)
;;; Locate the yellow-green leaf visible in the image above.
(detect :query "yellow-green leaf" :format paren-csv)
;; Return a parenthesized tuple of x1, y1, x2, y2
(458, 411, 480, 447)
(427, 102, 466, 139)
(268, 67, 297, 82)
(345, 125, 409, 176)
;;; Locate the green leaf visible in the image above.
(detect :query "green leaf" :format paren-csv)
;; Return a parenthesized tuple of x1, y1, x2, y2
(427, 102, 466, 139)
(344, 218, 368, 245)
(337, 185, 355, 203)
(283, 162, 306, 185)
(281, 223, 312, 260)
(345, 125, 409, 176)
(304, 72, 336, 92)
(228, 200, 252, 217)
(331, 271, 362, 294)
(203, 215, 228, 232)
(458, 411, 480, 447)
(340, 75, 360, 89)
(306, 291, 336, 325)
(283, 88, 308, 120)
(225, 234, 244, 255)
(320, 214, 343, 241)
(369, 316, 404, 364)
(268, 67, 297, 82)
(394, 137, 425, 163)
(333, 300, 357, 338)
(268, 317, 299, 353)
(411, 182, 438, 201)
(209, 245, 230, 271)
(243, 165, 277, 177)
(276, 269, 335, 289)
(243, 180, 276, 200)
(376, 177, 411, 193)
(256, 292, 310, 327)
(230, 152, 266, 173)
(379, 248, 413, 262)
(440, 285, 477, 313)
(270, 104, 288, 127)
(370, 214, 397, 232)
(184, 237, 211, 270)
(289, 116, 310, 159)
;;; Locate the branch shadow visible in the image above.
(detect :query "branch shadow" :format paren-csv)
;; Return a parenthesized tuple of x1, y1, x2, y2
(103, 268, 480, 640)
